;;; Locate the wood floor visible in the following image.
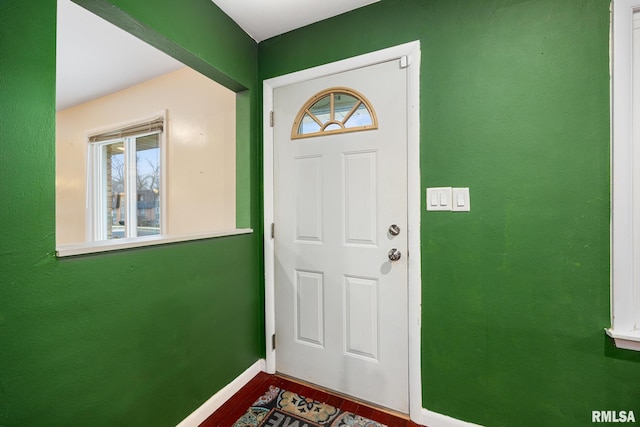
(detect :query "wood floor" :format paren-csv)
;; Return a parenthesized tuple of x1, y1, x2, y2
(199, 372, 425, 427)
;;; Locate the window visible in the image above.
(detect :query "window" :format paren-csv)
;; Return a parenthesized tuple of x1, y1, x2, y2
(88, 115, 164, 241)
(292, 87, 377, 139)
(610, 0, 640, 351)
(55, 0, 252, 257)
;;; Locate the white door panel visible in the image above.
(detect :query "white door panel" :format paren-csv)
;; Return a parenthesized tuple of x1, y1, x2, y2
(274, 59, 408, 412)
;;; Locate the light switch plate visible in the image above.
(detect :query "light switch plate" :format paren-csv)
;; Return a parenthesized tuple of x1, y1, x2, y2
(426, 187, 452, 211)
(452, 187, 470, 212)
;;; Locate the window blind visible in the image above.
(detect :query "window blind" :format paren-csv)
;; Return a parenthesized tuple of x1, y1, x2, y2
(89, 117, 164, 143)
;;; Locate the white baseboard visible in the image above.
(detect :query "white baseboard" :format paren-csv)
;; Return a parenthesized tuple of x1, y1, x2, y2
(176, 359, 480, 427)
(176, 359, 266, 427)
(416, 408, 484, 427)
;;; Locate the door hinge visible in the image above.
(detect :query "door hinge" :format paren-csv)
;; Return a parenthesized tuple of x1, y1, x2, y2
(270, 223, 275, 239)
(270, 111, 274, 127)
(400, 55, 411, 69)
(272, 333, 276, 351)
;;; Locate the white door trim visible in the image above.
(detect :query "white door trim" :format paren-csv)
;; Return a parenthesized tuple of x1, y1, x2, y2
(263, 41, 422, 420)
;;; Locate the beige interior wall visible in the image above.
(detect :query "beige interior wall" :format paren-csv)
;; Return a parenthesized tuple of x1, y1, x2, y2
(56, 67, 236, 244)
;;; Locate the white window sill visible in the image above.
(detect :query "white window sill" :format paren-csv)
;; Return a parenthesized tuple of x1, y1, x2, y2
(56, 228, 253, 257)
(606, 328, 640, 351)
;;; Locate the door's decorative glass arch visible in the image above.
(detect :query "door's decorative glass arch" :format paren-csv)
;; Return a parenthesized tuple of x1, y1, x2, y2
(292, 87, 378, 139)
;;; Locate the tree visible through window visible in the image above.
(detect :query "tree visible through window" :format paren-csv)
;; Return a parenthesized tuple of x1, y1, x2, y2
(90, 117, 163, 240)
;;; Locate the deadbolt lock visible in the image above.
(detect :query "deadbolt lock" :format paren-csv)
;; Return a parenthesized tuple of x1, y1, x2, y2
(388, 224, 400, 236)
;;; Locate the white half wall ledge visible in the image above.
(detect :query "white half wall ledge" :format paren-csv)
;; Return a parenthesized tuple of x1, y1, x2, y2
(176, 359, 265, 427)
(606, 328, 640, 352)
(56, 228, 253, 257)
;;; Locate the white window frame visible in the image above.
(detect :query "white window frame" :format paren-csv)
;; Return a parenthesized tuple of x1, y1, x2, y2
(87, 111, 168, 243)
(91, 131, 163, 241)
(609, 0, 640, 351)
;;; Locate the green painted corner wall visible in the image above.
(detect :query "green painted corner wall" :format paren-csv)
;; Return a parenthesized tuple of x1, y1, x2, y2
(3, 0, 640, 426)
(0, 1, 262, 426)
(258, 0, 640, 426)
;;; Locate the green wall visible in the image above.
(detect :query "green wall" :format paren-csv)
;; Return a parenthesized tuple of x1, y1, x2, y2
(0, 1, 262, 426)
(259, 0, 640, 426)
(3, 0, 640, 426)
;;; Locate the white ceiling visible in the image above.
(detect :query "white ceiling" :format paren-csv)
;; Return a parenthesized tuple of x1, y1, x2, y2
(211, 0, 380, 42)
(56, 0, 379, 110)
(56, 0, 184, 111)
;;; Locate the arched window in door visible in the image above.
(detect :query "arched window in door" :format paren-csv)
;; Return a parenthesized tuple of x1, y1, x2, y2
(292, 87, 378, 139)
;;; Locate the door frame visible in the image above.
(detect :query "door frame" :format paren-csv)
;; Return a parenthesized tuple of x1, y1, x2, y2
(263, 41, 422, 419)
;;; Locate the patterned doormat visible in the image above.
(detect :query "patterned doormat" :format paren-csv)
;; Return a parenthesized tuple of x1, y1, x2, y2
(232, 385, 387, 427)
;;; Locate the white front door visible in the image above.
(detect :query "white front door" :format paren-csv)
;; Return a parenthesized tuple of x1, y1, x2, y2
(273, 59, 409, 413)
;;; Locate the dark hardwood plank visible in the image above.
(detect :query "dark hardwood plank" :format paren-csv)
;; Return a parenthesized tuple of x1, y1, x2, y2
(199, 372, 426, 427)
(339, 398, 360, 414)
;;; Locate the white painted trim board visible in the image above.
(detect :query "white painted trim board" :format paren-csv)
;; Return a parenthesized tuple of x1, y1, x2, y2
(174, 359, 484, 427)
(175, 359, 265, 427)
(420, 408, 485, 427)
(610, 0, 640, 349)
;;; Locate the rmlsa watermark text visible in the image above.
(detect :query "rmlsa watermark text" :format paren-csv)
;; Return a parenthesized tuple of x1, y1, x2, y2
(592, 411, 636, 423)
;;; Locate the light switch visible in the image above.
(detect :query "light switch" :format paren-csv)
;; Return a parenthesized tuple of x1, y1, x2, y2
(452, 187, 470, 212)
(440, 191, 449, 206)
(430, 192, 439, 207)
(426, 187, 452, 211)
